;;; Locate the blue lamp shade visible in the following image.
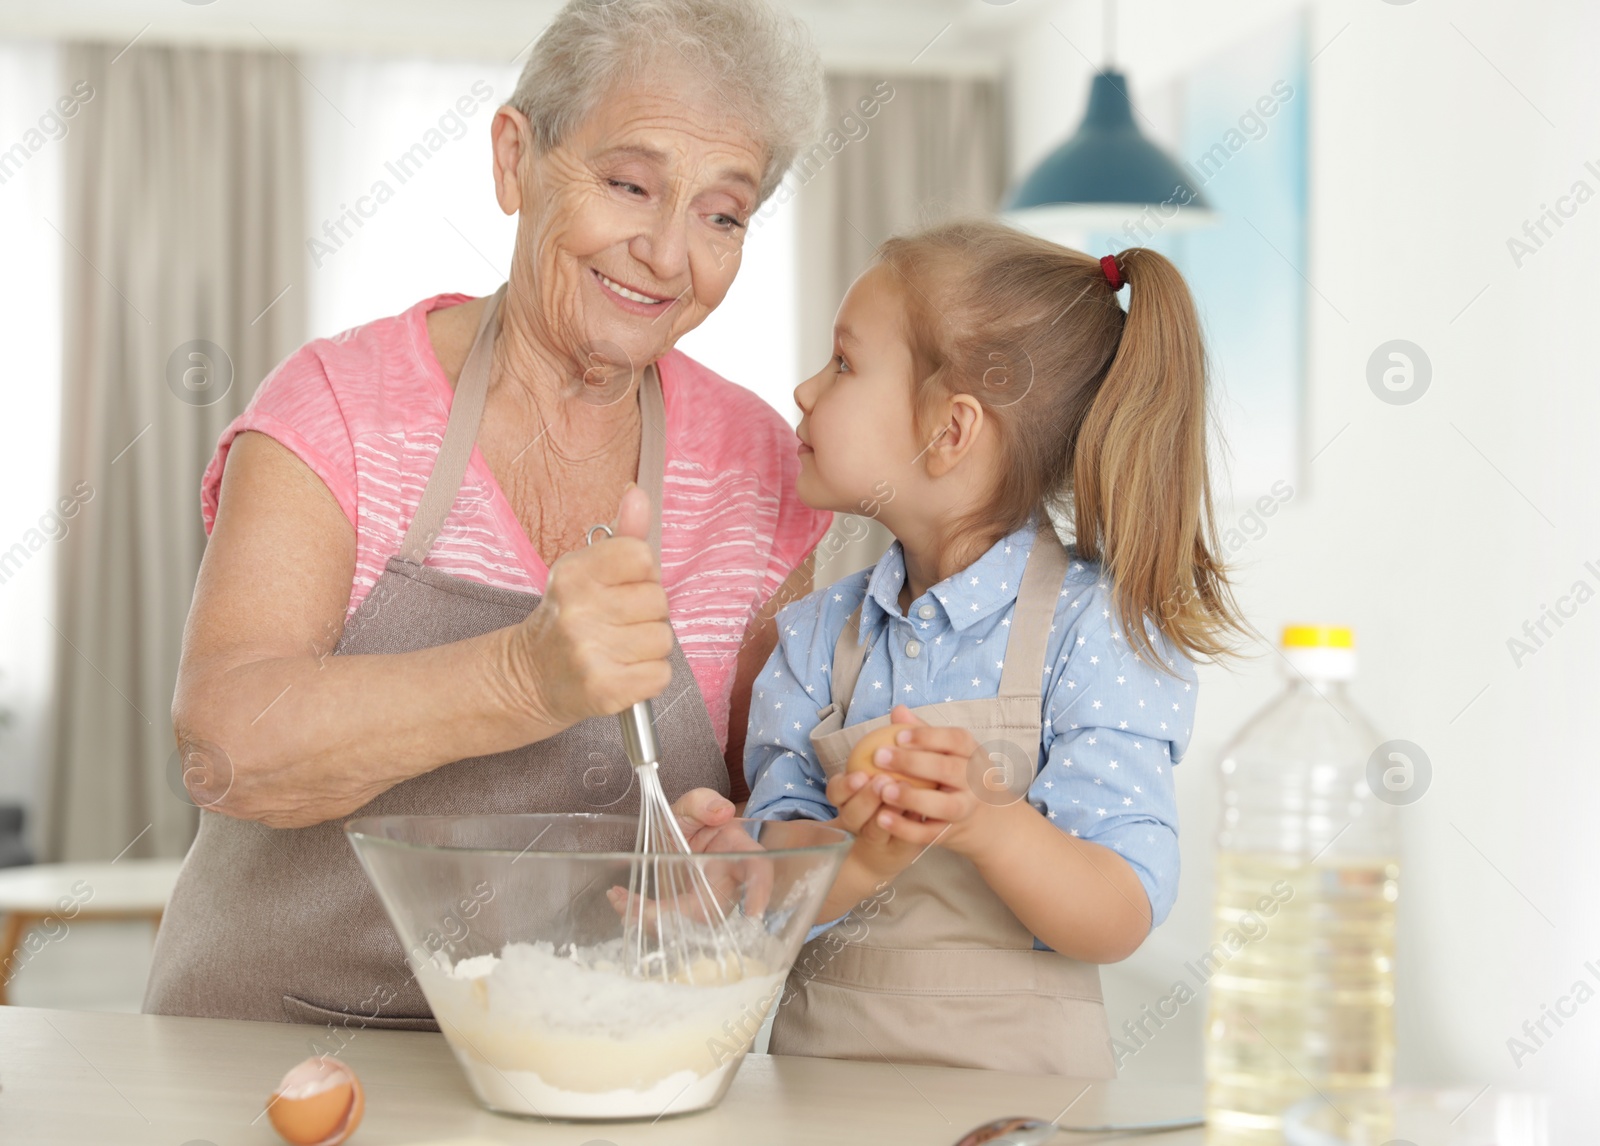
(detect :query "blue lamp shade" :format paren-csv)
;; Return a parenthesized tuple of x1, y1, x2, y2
(1004, 70, 1215, 238)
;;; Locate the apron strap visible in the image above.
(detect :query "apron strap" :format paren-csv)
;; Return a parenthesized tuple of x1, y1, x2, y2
(827, 517, 1073, 717)
(398, 282, 667, 564)
(827, 602, 875, 721)
(997, 519, 1072, 698)
(400, 283, 505, 565)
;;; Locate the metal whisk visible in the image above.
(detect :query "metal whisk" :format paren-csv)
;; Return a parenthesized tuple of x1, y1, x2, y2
(586, 523, 747, 983)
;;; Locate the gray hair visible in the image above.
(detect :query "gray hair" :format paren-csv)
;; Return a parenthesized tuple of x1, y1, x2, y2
(508, 0, 824, 204)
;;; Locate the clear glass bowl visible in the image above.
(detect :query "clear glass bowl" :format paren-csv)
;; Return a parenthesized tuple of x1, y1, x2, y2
(1283, 1088, 1550, 1146)
(346, 813, 850, 1122)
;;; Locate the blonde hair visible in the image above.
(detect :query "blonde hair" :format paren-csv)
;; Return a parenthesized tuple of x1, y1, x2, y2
(510, 0, 824, 203)
(877, 219, 1245, 665)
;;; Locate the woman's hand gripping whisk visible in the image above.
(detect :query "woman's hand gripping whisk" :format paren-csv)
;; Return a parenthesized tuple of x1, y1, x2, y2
(585, 520, 770, 982)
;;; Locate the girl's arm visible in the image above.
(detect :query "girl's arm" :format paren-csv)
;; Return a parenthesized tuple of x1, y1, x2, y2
(813, 762, 933, 923)
(742, 616, 932, 927)
(870, 722, 1151, 962)
(722, 561, 816, 802)
(961, 800, 1150, 961)
(813, 836, 899, 924)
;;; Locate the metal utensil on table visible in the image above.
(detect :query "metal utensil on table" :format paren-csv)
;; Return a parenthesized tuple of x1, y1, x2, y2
(585, 522, 745, 983)
(952, 1114, 1206, 1144)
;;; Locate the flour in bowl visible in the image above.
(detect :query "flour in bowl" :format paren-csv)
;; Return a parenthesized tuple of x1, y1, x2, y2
(419, 938, 786, 1119)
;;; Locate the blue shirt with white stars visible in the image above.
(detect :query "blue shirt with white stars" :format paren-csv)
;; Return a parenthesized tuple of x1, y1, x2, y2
(743, 517, 1195, 932)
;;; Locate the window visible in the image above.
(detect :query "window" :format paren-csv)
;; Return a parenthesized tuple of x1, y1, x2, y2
(0, 41, 66, 820)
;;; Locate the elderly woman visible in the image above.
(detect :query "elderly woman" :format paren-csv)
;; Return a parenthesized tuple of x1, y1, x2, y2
(144, 0, 829, 1026)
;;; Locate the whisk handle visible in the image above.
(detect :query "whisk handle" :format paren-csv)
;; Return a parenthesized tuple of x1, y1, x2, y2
(619, 699, 660, 768)
(584, 522, 664, 770)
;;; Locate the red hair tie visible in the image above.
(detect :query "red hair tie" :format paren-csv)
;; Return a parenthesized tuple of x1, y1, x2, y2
(1100, 254, 1125, 291)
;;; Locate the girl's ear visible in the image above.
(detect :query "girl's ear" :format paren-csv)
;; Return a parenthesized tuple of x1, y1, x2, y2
(923, 394, 985, 478)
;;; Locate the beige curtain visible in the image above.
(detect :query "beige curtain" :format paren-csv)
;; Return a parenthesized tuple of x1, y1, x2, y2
(795, 74, 1008, 588)
(46, 44, 305, 861)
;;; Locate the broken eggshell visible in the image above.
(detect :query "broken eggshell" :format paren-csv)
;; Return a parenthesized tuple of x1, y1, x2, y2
(266, 1056, 364, 1146)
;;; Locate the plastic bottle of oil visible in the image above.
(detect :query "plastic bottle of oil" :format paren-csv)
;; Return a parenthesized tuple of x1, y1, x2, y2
(1203, 626, 1400, 1145)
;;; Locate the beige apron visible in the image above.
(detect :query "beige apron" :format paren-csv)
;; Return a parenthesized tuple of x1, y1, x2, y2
(144, 285, 728, 1028)
(768, 522, 1117, 1077)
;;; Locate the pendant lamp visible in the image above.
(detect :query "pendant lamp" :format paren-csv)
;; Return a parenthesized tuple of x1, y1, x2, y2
(1004, 0, 1215, 238)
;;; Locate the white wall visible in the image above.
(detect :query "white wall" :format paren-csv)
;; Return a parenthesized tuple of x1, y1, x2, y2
(1008, 0, 1600, 1133)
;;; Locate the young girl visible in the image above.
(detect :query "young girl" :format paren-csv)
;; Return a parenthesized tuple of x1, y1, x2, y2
(744, 220, 1243, 1076)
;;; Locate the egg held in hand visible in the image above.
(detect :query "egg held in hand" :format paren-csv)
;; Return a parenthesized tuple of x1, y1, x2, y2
(266, 1056, 364, 1146)
(845, 725, 939, 791)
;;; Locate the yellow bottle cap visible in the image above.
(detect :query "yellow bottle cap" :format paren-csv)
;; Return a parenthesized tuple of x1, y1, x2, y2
(1281, 625, 1354, 650)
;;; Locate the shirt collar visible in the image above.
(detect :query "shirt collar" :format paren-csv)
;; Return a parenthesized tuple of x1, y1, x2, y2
(860, 517, 1042, 634)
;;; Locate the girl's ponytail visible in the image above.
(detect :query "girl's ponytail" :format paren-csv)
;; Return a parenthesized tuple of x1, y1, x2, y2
(1072, 247, 1242, 664)
(877, 222, 1244, 666)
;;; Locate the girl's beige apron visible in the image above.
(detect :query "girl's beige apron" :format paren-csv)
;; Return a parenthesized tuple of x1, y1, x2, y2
(144, 285, 729, 1029)
(768, 522, 1117, 1077)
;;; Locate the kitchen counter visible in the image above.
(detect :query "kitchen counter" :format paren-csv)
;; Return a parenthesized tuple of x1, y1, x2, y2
(0, 1005, 1204, 1144)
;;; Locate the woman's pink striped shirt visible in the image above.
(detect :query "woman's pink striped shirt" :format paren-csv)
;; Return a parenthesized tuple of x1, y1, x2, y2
(201, 292, 833, 752)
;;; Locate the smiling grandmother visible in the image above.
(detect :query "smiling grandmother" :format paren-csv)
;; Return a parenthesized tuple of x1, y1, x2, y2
(144, 0, 832, 1026)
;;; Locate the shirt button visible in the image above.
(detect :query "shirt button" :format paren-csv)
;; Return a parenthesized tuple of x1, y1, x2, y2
(905, 640, 922, 658)
(917, 604, 936, 620)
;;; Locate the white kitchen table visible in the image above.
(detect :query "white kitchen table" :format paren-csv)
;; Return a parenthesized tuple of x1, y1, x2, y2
(0, 859, 181, 1005)
(0, 1005, 1205, 1144)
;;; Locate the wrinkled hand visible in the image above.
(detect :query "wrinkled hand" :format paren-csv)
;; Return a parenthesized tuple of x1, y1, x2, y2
(502, 484, 674, 731)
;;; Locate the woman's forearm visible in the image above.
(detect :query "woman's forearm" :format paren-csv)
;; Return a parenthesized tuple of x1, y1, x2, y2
(174, 625, 562, 829)
(968, 802, 1153, 962)
(180, 422, 678, 829)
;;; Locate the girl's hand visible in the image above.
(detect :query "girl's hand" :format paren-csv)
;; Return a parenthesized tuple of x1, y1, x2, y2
(871, 705, 1015, 860)
(825, 766, 924, 882)
(604, 787, 774, 922)
(669, 786, 774, 911)
(670, 787, 739, 851)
